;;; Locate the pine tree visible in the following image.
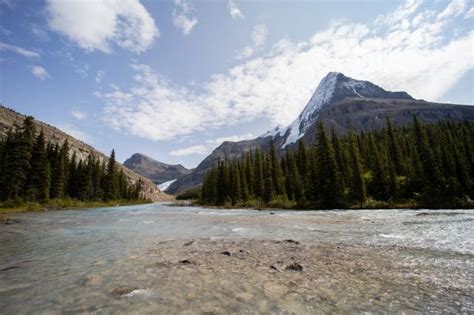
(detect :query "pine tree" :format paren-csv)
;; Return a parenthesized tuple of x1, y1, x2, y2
(269, 140, 285, 196)
(367, 133, 389, 200)
(27, 131, 51, 201)
(67, 153, 78, 198)
(50, 140, 69, 199)
(217, 160, 228, 205)
(253, 149, 264, 199)
(3, 117, 35, 199)
(316, 122, 343, 208)
(244, 151, 254, 194)
(413, 116, 444, 196)
(263, 153, 275, 204)
(386, 116, 404, 176)
(103, 149, 118, 201)
(349, 133, 366, 206)
(239, 161, 249, 201)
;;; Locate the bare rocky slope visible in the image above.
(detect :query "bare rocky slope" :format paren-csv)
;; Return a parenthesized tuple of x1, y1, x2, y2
(124, 153, 191, 185)
(167, 72, 474, 194)
(0, 105, 172, 201)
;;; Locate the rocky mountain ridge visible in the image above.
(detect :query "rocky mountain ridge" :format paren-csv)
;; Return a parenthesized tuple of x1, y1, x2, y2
(124, 153, 191, 185)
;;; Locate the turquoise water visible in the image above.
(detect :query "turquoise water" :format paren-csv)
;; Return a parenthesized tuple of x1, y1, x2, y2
(0, 203, 473, 313)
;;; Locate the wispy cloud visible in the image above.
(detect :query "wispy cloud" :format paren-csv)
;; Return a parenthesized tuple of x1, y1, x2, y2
(173, 0, 198, 35)
(97, 0, 474, 142)
(236, 24, 268, 59)
(228, 0, 244, 19)
(170, 145, 209, 156)
(75, 63, 89, 78)
(46, 0, 158, 54)
(30, 65, 50, 80)
(31, 24, 50, 41)
(205, 134, 254, 146)
(96, 70, 105, 83)
(71, 110, 87, 120)
(466, 7, 474, 19)
(0, 42, 39, 58)
(437, 0, 468, 20)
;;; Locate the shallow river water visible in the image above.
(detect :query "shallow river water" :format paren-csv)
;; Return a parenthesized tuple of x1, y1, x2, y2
(0, 203, 473, 314)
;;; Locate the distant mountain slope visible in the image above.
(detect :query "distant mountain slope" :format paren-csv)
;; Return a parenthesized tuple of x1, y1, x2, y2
(167, 72, 474, 194)
(0, 105, 172, 201)
(124, 153, 191, 185)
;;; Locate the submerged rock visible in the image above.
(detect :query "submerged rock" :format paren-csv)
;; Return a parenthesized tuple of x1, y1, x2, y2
(285, 263, 303, 271)
(179, 259, 193, 265)
(0, 266, 20, 272)
(111, 286, 138, 297)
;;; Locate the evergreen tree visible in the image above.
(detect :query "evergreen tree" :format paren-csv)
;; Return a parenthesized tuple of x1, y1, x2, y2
(103, 149, 118, 201)
(26, 131, 51, 201)
(349, 133, 366, 206)
(386, 116, 404, 176)
(269, 140, 285, 196)
(316, 122, 343, 208)
(4, 117, 35, 199)
(263, 153, 275, 204)
(253, 149, 264, 199)
(413, 116, 444, 197)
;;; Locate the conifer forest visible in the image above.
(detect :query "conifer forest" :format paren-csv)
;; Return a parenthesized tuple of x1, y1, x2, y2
(200, 117, 474, 209)
(0, 116, 143, 205)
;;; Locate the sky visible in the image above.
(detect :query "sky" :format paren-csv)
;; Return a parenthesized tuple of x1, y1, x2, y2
(0, 0, 473, 169)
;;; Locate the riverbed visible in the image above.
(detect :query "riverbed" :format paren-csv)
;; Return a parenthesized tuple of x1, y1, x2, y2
(0, 203, 472, 313)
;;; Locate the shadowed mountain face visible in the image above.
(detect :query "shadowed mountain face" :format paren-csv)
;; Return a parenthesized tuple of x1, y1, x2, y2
(124, 153, 191, 185)
(0, 105, 172, 201)
(167, 72, 474, 194)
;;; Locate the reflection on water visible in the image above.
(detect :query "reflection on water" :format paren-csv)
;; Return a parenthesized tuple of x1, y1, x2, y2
(0, 203, 473, 313)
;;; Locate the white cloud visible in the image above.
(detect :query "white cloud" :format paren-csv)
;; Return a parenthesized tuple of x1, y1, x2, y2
(30, 65, 50, 80)
(464, 6, 474, 18)
(71, 110, 87, 120)
(96, 70, 105, 83)
(97, 0, 474, 142)
(0, 42, 39, 58)
(57, 123, 93, 143)
(170, 145, 209, 156)
(173, 0, 198, 35)
(206, 134, 254, 146)
(228, 0, 244, 19)
(437, 0, 468, 20)
(46, 0, 158, 54)
(236, 24, 268, 59)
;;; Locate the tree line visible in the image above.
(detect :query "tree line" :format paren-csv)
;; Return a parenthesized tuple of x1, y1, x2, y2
(200, 117, 473, 209)
(0, 116, 143, 204)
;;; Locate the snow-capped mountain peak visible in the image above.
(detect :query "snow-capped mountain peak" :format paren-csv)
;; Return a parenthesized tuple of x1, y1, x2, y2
(260, 72, 414, 148)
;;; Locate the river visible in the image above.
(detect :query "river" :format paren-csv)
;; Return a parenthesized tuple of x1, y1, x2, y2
(0, 203, 473, 313)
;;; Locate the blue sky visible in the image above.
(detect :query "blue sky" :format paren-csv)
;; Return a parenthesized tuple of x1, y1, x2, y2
(0, 0, 473, 168)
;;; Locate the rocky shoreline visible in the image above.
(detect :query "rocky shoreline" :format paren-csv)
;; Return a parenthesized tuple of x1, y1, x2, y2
(102, 238, 473, 314)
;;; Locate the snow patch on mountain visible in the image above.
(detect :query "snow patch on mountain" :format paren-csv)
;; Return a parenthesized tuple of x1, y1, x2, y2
(280, 72, 341, 147)
(158, 179, 177, 191)
(259, 125, 286, 138)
